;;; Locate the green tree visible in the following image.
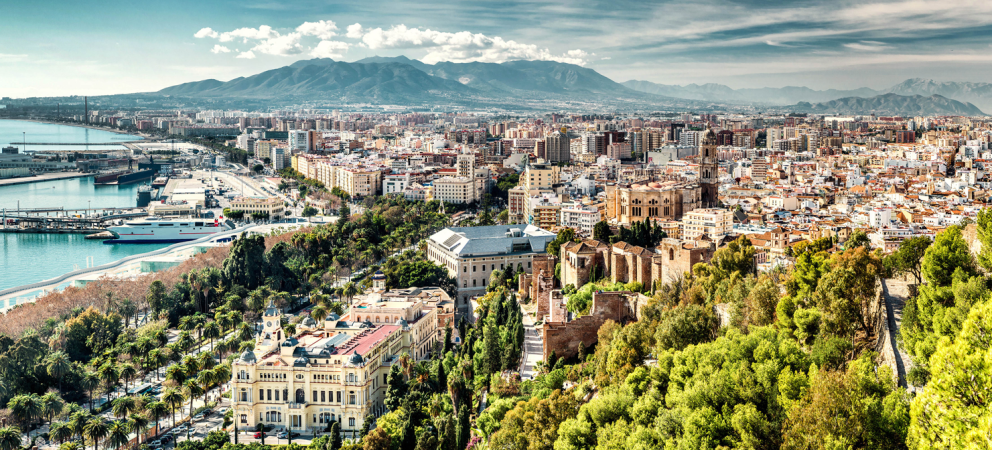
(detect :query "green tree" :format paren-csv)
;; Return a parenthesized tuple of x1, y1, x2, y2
(908, 299, 992, 448)
(362, 428, 390, 450)
(593, 220, 612, 242)
(84, 418, 109, 450)
(884, 236, 931, 284)
(920, 226, 975, 287)
(329, 421, 341, 450)
(782, 356, 910, 449)
(0, 427, 22, 450)
(653, 304, 717, 351)
(845, 229, 872, 250)
(105, 420, 129, 450)
(546, 228, 577, 258)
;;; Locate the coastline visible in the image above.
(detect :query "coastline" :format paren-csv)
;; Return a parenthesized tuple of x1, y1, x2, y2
(0, 171, 94, 187)
(4, 117, 150, 140)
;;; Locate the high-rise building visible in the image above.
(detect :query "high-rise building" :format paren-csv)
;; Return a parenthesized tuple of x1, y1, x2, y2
(544, 131, 570, 163)
(699, 129, 719, 208)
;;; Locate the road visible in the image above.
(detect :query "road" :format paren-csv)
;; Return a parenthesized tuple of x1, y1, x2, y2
(519, 308, 543, 380)
(881, 278, 915, 389)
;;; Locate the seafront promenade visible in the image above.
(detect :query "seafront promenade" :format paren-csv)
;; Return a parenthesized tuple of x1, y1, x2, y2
(0, 222, 311, 312)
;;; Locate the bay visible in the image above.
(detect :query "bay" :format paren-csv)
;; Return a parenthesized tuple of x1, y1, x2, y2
(0, 120, 166, 291)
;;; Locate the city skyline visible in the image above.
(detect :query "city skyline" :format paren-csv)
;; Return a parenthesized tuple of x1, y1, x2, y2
(5, 0, 992, 98)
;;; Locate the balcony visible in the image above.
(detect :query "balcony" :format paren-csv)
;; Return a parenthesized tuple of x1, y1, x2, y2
(287, 402, 307, 409)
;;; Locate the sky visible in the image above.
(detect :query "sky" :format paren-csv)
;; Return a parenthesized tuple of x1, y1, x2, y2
(5, 0, 992, 98)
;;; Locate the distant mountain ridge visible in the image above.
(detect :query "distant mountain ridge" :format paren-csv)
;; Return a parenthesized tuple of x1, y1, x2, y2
(155, 57, 689, 108)
(787, 93, 983, 116)
(623, 78, 992, 112)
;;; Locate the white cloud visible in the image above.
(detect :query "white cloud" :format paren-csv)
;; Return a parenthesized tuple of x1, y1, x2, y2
(843, 41, 890, 52)
(355, 24, 589, 65)
(251, 32, 303, 56)
(210, 45, 231, 54)
(346, 23, 365, 39)
(219, 25, 276, 43)
(297, 20, 338, 40)
(194, 27, 218, 39)
(0, 53, 28, 60)
(196, 21, 586, 65)
(310, 40, 350, 59)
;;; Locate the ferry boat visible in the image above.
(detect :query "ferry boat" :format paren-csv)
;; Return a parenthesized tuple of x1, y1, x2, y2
(104, 216, 231, 244)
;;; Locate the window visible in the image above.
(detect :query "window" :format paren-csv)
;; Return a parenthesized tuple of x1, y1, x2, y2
(336, 391, 341, 403)
(266, 389, 272, 401)
(349, 392, 356, 405)
(274, 390, 279, 401)
(313, 391, 318, 402)
(240, 390, 248, 402)
(321, 391, 326, 402)
(349, 418, 355, 427)
(463, 266, 467, 273)
(472, 266, 476, 272)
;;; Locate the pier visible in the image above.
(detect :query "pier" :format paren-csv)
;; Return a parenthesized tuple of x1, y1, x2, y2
(1, 207, 148, 233)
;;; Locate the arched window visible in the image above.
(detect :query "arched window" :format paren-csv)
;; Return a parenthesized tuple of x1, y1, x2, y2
(669, 248, 675, 261)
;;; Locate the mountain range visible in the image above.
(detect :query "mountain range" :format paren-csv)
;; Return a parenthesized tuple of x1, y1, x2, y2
(157, 56, 701, 110)
(622, 78, 992, 113)
(786, 93, 984, 116)
(152, 57, 988, 115)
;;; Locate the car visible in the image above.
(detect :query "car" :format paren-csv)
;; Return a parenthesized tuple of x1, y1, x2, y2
(275, 431, 288, 439)
(253, 432, 266, 439)
(160, 435, 174, 443)
(192, 414, 204, 421)
(150, 440, 162, 448)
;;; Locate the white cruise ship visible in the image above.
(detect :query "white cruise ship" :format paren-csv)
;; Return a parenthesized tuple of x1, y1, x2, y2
(105, 217, 231, 244)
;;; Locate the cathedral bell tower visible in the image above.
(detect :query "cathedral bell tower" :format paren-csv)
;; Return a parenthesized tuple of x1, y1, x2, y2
(699, 129, 719, 208)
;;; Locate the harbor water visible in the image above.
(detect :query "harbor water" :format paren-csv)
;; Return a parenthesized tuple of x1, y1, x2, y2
(0, 120, 166, 291)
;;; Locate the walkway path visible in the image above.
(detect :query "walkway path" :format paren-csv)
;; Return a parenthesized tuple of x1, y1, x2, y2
(881, 278, 916, 389)
(519, 309, 543, 380)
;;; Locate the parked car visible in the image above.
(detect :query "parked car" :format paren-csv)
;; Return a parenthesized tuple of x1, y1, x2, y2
(149, 440, 162, 448)
(275, 431, 288, 439)
(253, 432, 266, 439)
(160, 435, 174, 443)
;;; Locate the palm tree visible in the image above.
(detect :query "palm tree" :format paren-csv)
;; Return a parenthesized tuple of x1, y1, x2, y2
(197, 352, 216, 371)
(40, 392, 64, 428)
(68, 411, 91, 444)
(118, 363, 137, 394)
(236, 322, 254, 342)
(182, 380, 204, 423)
(84, 418, 109, 450)
(49, 422, 73, 445)
(342, 282, 358, 304)
(311, 305, 328, 324)
(7, 393, 42, 433)
(145, 401, 168, 438)
(98, 364, 120, 401)
(203, 321, 221, 352)
(105, 420, 128, 450)
(111, 396, 136, 423)
(81, 371, 100, 412)
(0, 427, 22, 450)
(175, 331, 195, 357)
(46, 351, 72, 395)
(164, 364, 187, 388)
(161, 389, 184, 428)
(147, 349, 165, 381)
(129, 414, 150, 445)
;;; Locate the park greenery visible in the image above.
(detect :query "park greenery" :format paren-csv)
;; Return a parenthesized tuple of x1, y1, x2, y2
(2, 193, 991, 448)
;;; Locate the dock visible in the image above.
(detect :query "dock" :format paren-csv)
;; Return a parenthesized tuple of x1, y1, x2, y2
(0, 172, 94, 187)
(1, 207, 148, 233)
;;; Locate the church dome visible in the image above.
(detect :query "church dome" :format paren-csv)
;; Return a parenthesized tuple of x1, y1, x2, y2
(348, 351, 364, 366)
(239, 350, 257, 364)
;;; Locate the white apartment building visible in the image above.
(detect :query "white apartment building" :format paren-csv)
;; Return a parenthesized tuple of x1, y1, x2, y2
(429, 176, 476, 204)
(560, 202, 601, 236)
(384, 173, 414, 196)
(289, 130, 311, 153)
(869, 208, 893, 228)
(682, 208, 733, 240)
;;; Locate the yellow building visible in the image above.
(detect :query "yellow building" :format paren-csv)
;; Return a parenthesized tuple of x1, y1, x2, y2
(231, 295, 443, 438)
(230, 196, 285, 220)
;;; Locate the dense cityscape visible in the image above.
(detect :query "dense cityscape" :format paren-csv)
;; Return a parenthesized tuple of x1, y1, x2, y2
(2, 2, 992, 450)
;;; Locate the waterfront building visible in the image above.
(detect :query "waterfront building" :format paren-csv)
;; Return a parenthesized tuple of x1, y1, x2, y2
(230, 196, 285, 220)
